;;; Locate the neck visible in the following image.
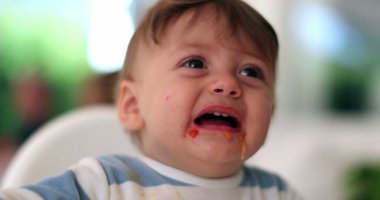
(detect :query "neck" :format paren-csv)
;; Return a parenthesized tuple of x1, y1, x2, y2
(144, 152, 244, 178)
(140, 155, 244, 188)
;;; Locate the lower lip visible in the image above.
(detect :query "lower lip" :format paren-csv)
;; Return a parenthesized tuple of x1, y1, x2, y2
(194, 124, 241, 133)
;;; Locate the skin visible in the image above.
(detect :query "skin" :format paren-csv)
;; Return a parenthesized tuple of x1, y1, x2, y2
(117, 9, 275, 178)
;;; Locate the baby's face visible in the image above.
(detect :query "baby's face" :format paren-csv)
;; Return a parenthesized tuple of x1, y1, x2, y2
(121, 11, 274, 177)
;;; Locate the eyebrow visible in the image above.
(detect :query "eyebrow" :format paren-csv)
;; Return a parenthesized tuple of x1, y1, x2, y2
(172, 42, 271, 73)
(174, 43, 210, 51)
(174, 42, 267, 64)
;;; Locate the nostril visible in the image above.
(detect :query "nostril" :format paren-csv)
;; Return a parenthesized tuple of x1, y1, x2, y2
(214, 88, 223, 93)
(230, 91, 237, 96)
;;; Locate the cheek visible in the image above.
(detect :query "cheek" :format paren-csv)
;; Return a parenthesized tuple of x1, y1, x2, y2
(244, 119, 270, 158)
(246, 101, 272, 135)
(162, 92, 176, 111)
(161, 92, 189, 129)
(244, 96, 273, 153)
(247, 90, 274, 118)
(162, 85, 192, 109)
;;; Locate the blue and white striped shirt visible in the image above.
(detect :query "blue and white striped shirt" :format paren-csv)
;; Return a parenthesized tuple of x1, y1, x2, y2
(0, 155, 303, 200)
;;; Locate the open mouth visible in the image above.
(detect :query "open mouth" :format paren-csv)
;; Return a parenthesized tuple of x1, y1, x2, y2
(194, 112, 240, 130)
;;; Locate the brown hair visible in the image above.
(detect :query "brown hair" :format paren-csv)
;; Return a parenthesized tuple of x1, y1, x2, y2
(119, 0, 279, 81)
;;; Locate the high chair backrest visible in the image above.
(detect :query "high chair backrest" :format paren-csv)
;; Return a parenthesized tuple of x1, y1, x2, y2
(0, 105, 141, 188)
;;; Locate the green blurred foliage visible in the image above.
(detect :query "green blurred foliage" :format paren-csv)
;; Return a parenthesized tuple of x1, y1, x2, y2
(327, 58, 376, 114)
(0, 8, 90, 136)
(345, 163, 380, 200)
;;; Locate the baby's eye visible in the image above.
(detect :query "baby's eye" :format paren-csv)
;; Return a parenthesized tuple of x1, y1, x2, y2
(183, 58, 205, 69)
(239, 66, 264, 80)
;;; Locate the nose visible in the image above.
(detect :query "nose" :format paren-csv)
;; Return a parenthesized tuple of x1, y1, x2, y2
(208, 76, 242, 98)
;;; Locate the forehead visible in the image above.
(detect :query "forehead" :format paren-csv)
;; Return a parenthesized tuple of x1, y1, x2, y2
(155, 8, 264, 59)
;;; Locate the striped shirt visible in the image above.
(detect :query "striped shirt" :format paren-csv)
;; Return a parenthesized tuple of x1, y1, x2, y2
(0, 155, 303, 200)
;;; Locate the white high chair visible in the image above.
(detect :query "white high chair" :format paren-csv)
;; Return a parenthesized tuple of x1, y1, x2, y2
(0, 105, 141, 188)
(2, 104, 380, 200)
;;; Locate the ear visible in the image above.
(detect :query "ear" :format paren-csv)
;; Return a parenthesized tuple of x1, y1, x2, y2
(116, 80, 144, 130)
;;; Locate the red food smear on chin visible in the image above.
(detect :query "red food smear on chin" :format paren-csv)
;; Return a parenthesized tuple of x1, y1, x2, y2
(189, 129, 199, 139)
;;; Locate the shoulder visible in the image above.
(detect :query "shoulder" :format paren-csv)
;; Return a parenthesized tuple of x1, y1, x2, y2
(94, 154, 145, 185)
(0, 157, 110, 200)
(241, 165, 286, 190)
(241, 165, 304, 200)
(0, 155, 148, 200)
(69, 154, 149, 185)
(94, 155, 171, 186)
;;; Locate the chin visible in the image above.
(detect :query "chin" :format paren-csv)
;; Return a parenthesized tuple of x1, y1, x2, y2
(194, 143, 242, 164)
(196, 154, 243, 178)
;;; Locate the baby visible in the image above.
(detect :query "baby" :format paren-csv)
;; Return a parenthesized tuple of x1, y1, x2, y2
(0, 0, 303, 199)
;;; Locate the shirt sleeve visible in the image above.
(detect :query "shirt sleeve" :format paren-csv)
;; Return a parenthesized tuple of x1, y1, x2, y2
(0, 157, 109, 200)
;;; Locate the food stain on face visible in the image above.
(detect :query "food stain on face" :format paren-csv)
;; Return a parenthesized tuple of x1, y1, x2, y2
(240, 141, 247, 160)
(189, 129, 199, 139)
(187, 128, 247, 160)
(240, 131, 247, 160)
(223, 131, 233, 141)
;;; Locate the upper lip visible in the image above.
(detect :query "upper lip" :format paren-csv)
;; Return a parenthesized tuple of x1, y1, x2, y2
(193, 104, 243, 126)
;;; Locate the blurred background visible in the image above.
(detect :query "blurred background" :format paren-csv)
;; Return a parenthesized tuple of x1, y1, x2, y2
(0, 0, 379, 199)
